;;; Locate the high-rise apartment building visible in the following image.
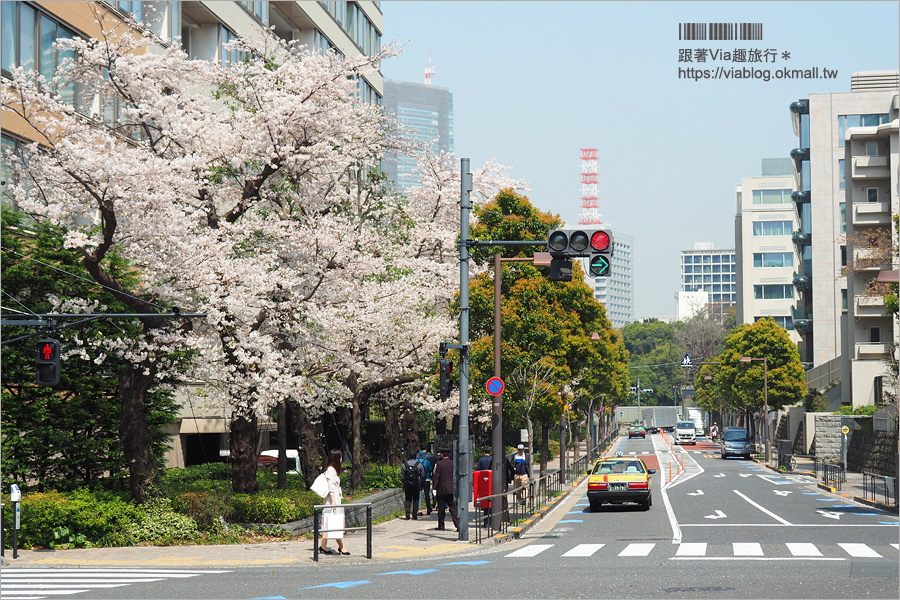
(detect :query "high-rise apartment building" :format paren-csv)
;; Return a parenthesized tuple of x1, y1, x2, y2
(382, 79, 454, 192)
(735, 159, 801, 344)
(788, 71, 898, 369)
(1, 1, 384, 467)
(840, 91, 898, 407)
(582, 229, 634, 328)
(680, 243, 737, 318)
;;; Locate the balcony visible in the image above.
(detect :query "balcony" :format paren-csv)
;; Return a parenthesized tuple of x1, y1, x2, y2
(792, 272, 811, 291)
(852, 201, 891, 227)
(855, 342, 891, 360)
(791, 305, 812, 334)
(791, 231, 811, 247)
(851, 155, 890, 179)
(790, 147, 810, 162)
(852, 247, 892, 271)
(854, 295, 888, 317)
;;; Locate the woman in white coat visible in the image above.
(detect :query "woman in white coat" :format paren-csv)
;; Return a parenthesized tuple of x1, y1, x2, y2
(319, 449, 349, 555)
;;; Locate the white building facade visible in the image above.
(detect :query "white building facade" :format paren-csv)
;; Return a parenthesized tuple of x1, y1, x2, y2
(680, 243, 736, 321)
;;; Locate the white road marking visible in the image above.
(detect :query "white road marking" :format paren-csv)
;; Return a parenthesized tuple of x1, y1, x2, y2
(561, 543, 605, 557)
(733, 542, 764, 556)
(774, 490, 791, 496)
(704, 510, 727, 519)
(505, 544, 554, 557)
(733, 489, 793, 525)
(838, 543, 882, 558)
(676, 542, 707, 556)
(786, 543, 822, 556)
(687, 489, 704, 496)
(817, 510, 843, 520)
(619, 543, 655, 556)
(892, 543, 899, 550)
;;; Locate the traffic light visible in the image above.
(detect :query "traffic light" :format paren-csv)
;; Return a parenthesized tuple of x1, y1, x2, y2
(36, 338, 61, 386)
(546, 228, 614, 280)
(439, 357, 453, 399)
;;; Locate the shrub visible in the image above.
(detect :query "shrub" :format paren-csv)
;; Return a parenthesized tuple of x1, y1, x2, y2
(171, 492, 232, 534)
(230, 491, 316, 523)
(126, 497, 200, 544)
(360, 464, 401, 489)
(2, 489, 142, 549)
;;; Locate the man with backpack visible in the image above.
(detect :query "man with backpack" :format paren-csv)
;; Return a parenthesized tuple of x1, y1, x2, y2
(415, 443, 434, 516)
(401, 450, 425, 520)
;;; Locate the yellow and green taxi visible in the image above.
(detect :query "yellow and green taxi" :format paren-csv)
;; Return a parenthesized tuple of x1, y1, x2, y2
(586, 457, 655, 511)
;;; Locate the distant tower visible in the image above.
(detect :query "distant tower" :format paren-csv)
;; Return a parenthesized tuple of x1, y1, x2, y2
(579, 148, 602, 224)
(424, 52, 435, 86)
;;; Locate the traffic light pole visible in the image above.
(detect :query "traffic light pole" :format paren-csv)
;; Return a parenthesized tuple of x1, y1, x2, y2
(457, 159, 472, 541)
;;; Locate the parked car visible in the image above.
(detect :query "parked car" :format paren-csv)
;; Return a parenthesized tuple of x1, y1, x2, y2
(628, 424, 647, 439)
(720, 427, 752, 460)
(258, 449, 302, 475)
(674, 420, 696, 445)
(587, 457, 655, 511)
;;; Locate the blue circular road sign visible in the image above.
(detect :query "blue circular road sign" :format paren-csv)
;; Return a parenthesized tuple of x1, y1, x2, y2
(486, 377, 505, 396)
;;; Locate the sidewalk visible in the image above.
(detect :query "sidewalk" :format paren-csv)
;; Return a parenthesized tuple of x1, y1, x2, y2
(2, 443, 592, 569)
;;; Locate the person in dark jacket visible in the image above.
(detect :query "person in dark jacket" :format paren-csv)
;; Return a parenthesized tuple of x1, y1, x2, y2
(401, 451, 425, 520)
(476, 448, 492, 471)
(431, 449, 458, 531)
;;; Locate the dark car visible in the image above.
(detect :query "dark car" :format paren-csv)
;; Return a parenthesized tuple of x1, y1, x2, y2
(720, 427, 752, 459)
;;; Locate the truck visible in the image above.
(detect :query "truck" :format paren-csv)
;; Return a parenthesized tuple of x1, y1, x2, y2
(687, 408, 705, 437)
(641, 406, 678, 434)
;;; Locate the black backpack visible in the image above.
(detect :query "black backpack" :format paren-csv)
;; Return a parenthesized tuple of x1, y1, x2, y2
(401, 459, 421, 486)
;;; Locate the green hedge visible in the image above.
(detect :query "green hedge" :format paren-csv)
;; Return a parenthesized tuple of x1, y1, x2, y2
(229, 490, 318, 523)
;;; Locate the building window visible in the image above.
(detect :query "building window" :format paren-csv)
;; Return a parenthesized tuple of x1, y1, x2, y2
(752, 189, 791, 205)
(752, 221, 792, 236)
(839, 159, 845, 190)
(839, 114, 890, 146)
(870, 326, 881, 343)
(866, 187, 878, 202)
(753, 252, 793, 268)
(841, 289, 847, 312)
(755, 316, 794, 330)
(753, 285, 793, 300)
(240, 1, 268, 24)
(840, 246, 847, 267)
(840, 203, 846, 233)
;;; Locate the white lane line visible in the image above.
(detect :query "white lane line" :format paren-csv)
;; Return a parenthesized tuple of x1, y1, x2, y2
(561, 543, 605, 557)
(675, 543, 707, 556)
(0, 590, 92, 596)
(2, 584, 132, 588)
(733, 489, 793, 525)
(619, 543, 655, 556)
(838, 543, 882, 558)
(733, 542, 764, 556)
(786, 543, 822, 556)
(892, 543, 899, 550)
(505, 544, 554, 557)
(4, 569, 230, 574)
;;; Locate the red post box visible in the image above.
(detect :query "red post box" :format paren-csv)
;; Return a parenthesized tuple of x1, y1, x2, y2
(473, 469, 492, 509)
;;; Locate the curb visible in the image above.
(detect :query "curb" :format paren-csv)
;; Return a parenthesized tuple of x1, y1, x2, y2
(487, 473, 589, 545)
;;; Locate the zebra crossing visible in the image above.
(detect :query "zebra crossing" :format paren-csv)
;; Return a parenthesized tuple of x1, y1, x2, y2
(504, 542, 900, 560)
(0, 568, 231, 600)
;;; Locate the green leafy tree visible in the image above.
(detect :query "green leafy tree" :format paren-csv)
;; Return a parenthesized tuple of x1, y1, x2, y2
(698, 318, 806, 425)
(621, 318, 685, 406)
(1, 210, 178, 492)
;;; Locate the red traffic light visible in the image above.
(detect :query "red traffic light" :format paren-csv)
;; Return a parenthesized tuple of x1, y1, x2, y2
(591, 231, 610, 252)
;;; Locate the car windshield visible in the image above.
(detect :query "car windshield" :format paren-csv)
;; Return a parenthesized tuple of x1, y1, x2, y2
(676, 422, 693, 429)
(724, 429, 749, 441)
(593, 460, 645, 475)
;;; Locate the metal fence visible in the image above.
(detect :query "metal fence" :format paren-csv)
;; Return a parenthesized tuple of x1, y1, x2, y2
(470, 429, 618, 543)
(814, 458, 846, 491)
(862, 472, 897, 507)
(312, 502, 373, 561)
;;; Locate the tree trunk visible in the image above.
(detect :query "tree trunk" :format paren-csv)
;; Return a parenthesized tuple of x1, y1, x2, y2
(277, 401, 287, 490)
(573, 417, 580, 463)
(351, 389, 365, 488)
(119, 364, 156, 504)
(287, 401, 322, 488)
(230, 413, 260, 493)
(401, 398, 420, 458)
(384, 403, 402, 466)
(540, 422, 549, 478)
(525, 415, 534, 477)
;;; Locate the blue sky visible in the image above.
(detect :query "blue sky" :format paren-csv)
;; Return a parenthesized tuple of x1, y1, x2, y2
(379, 1, 899, 320)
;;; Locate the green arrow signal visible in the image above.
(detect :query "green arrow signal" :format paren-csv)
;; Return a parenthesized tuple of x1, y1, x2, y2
(589, 254, 610, 277)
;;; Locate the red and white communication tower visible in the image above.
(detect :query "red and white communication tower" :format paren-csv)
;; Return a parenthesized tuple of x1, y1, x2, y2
(578, 148, 603, 225)
(424, 52, 435, 86)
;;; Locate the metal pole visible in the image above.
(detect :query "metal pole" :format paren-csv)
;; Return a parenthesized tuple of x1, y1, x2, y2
(763, 357, 769, 463)
(457, 158, 472, 541)
(491, 253, 503, 531)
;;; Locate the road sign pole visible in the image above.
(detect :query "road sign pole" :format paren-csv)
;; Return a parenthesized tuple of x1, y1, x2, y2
(492, 253, 503, 531)
(457, 159, 472, 541)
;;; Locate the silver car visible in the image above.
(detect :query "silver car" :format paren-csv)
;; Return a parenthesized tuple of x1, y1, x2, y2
(720, 427, 751, 459)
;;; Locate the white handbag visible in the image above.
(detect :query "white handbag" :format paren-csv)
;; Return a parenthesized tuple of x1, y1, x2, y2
(310, 473, 329, 498)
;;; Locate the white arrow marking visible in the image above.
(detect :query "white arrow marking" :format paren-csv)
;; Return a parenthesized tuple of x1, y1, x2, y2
(774, 490, 791, 496)
(739, 473, 753, 478)
(687, 489, 704, 496)
(817, 510, 842, 520)
(704, 510, 727, 519)
(713, 473, 726, 478)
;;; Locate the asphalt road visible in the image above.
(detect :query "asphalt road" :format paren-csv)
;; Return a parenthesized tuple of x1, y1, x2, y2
(6, 434, 898, 599)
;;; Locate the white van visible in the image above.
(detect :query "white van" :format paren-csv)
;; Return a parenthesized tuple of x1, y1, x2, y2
(675, 421, 697, 445)
(259, 449, 302, 475)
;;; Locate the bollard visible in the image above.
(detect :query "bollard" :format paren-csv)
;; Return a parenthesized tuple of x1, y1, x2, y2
(668, 464, 672, 483)
(680, 453, 684, 471)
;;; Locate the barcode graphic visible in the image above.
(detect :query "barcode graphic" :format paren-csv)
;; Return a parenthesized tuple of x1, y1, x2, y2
(679, 22, 763, 40)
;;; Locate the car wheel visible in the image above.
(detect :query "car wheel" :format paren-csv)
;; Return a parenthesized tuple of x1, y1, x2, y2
(743, 454, 751, 460)
(640, 496, 651, 510)
(589, 500, 601, 512)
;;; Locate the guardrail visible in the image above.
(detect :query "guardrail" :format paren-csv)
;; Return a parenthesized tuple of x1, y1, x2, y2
(862, 472, 897, 507)
(312, 502, 373, 561)
(817, 459, 845, 491)
(470, 429, 618, 543)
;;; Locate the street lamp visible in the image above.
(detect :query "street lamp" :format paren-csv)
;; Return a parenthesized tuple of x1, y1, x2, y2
(739, 356, 769, 463)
